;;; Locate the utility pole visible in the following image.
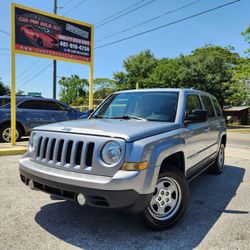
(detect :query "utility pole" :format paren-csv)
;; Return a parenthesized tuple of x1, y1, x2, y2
(53, 0, 57, 99)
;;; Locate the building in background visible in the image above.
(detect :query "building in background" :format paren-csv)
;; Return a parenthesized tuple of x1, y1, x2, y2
(223, 106, 250, 125)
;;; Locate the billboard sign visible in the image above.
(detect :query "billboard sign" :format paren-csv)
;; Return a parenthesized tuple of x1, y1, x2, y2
(13, 4, 93, 64)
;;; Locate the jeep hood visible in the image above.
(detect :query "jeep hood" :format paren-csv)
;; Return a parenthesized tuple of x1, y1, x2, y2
(34, 119, 180, 142)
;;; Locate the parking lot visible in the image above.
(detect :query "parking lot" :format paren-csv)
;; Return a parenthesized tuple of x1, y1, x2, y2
(0, 132, 249, 250)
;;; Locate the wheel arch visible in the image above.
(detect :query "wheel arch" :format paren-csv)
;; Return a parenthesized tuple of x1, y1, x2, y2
(153, 139, 186, 169)
(160, 151, 185, 174)
(221, 134, 227, 147)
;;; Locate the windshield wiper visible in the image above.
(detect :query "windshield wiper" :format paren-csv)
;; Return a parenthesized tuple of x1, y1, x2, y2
(90, 115, 105, 119)
(111, 115, 147, 121)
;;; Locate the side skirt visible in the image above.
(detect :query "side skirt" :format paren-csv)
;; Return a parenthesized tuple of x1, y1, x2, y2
(186, 153, 217, 183)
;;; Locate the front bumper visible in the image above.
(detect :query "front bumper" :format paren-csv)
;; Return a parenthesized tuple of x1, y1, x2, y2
(19, 157, 158, 213)
(20, 169, 152, 213)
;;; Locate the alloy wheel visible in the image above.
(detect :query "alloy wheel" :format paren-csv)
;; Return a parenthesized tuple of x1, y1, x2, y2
(2, 128, 19, 142)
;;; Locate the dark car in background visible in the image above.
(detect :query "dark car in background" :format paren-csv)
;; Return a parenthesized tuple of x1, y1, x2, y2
(0, 96, 84, 142)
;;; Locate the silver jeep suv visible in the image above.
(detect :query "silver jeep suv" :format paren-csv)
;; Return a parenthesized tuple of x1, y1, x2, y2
(19, 88, 226, 229)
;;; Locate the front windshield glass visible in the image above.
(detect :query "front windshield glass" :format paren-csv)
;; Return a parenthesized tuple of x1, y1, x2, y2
(93, 91, 179, 122)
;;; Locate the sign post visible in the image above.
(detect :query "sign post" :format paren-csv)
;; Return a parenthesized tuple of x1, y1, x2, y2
(89, 24, 94, 110)
(11, 4, 16, 145)
(11, 3, 94, 145)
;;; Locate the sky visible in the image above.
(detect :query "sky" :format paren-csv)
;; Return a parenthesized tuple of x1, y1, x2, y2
(0, 0, 249, 98)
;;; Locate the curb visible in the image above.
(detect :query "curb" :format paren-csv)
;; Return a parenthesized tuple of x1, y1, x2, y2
(0, 147, 27, 156)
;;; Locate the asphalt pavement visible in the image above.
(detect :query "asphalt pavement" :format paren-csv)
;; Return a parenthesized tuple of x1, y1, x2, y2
(0, 132, 249, 249)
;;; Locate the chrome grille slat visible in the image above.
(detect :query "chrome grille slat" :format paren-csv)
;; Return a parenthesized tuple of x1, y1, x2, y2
(70, 141, 78, 168)
(39, 137, 47, 160)
(80, 143, 87, 170)
(45, 138, 53, 161)
(36, 136, 43, 158)
(52, 139, 60, 164)
(60, 140, 68, 166)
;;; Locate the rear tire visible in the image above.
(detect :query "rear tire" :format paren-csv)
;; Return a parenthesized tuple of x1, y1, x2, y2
(0, 124, 22, 142)
(141, 166, 189, 230)
(209, 143, 225, 174)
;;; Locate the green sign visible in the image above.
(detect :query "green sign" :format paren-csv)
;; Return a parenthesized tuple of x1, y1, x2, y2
(28, 92, 42, 97)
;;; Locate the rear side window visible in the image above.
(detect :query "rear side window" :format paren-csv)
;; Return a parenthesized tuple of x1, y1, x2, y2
(18, 100, 66, 111)
(43, 101, 67, 111)
(18, 100, 39, 109)
(201, 96, 215, 118)
(211, 97, 222, 117)
(186, 94, 202, 116)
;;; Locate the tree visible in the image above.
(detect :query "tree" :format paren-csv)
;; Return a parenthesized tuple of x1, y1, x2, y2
(113, 50, 157, 90)
(93, 78, 116, 100)
(148, 58, 183, 88)
(225, 58, 250, 106)
(242, 25, 250, 55)
(59, 75, 88, 105)
(176, 45, 239, 105)
(0, 79, 10, 96)
(114, 45, 242, 106)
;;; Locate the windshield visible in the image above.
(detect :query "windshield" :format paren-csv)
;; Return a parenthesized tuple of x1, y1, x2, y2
(0, 98, 10, 107)
(92, 91, 179, 122)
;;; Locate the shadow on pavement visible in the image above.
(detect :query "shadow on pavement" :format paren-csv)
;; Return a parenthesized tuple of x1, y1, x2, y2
(35, 165, 245, 249)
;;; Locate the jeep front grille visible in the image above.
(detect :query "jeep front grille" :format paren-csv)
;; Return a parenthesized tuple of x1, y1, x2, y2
(30, 130, 125, 176)
(35, 136, 95, 172)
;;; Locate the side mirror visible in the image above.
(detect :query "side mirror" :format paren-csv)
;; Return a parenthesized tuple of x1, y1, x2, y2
(185, 109, 208, 124)
(86, 109, 94, 117)
(80, 109, 94, 119)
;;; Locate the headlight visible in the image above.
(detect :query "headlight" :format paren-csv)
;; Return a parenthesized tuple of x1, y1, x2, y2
(28, 133, 38, 153)
(101, 141, 122, 165)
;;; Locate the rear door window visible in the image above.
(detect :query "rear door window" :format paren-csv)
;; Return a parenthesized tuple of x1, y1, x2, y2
(49, 102, 68, 111)
(201, 96, 215, 118)
(18, 100, 40, 109)
(18, 100, 68, 111)
(211, 97, 222, 117)
(37, 101, 63, 111)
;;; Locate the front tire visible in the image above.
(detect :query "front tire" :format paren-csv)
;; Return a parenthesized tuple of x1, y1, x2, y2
(141, 167, 189, 230)
(0, 124, 22, 142)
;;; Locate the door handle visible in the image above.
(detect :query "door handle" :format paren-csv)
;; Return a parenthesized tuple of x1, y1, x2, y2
(204, 128, 210, 133)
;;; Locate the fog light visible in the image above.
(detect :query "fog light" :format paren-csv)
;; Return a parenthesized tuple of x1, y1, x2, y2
(76, 193, 86, 206)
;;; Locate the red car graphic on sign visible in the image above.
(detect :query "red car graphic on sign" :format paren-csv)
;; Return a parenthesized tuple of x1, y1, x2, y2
(20, 26, 59, 48)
